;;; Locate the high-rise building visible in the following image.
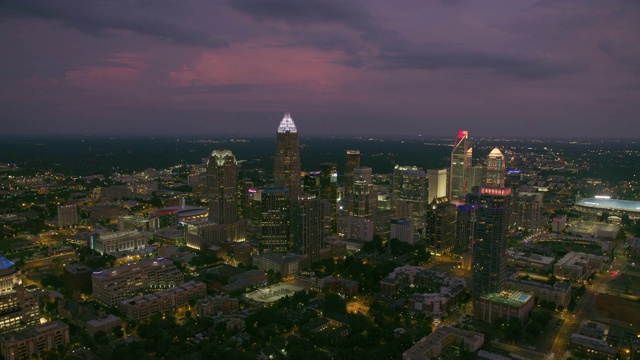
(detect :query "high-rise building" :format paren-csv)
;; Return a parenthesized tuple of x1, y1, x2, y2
(57, 204, 78, 228)
(207, 149, 239, 225)
(512, 192, 545, 232)
(467, 187, 512, 297)
(320, 163, 338, 230)
(259, 185, 291, 252)
(0, 254, 38, 335)
(427, 169, 448, 203)
(449, 130, 472, 204)
(392, 165, 428, 226)
(425, 196, 457, 255)
(349, 177, 376, 218)
(344, 150, 361, 196)
(484, 147, 505, 187)
(353, 167, 373, 184)
(390, 218, 415, 244)
(274, 113, 301, 200)
(292, 194, 329, 268)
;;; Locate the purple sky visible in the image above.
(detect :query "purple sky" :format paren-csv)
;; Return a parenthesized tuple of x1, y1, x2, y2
(1, 0, 639, 138)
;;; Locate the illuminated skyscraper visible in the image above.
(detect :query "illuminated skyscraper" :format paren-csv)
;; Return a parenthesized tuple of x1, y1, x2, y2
(392, 165, 428, 225)
(427, 168, 448, 203)
(274, 113, 301, 200)
(207, 149, 239, 225)
(259, 185, 291, 252)
(425, 196, 457, 255)
(344, 150, 361, 196)
(292, 194, 329, 268)
(484, 147, 505, 187)
(449, 130, 472, 204)
(467, 187, 512, 297)
(320, 163, 338, 230)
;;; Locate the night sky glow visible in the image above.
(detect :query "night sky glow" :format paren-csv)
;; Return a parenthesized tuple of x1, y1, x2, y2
(1, 0, 639, 137)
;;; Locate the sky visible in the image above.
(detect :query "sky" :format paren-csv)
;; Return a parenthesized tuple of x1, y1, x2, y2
(0, 0, 639, 138)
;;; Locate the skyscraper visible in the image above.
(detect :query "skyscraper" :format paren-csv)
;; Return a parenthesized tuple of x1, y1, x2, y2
(425, 196, 457, 255)
(484, 147, 505, 187)
(320, 163, 338, 230)
(274, 113, 301, 200)
(207, 149, 239, 225)
(259, 185, 291, 252)
(392, 165, 428, 225)
(292, 194, 329, 268)
(344, 150, 361, 196)
(427, 168, 448, 203)
(467, 187, 512, 297)
(449, 130, 472, 204)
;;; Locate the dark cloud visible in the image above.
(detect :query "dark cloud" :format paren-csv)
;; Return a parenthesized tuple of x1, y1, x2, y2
(227, 0, 373, 30)
(0, 1, 228, 48)
(362, 44, 584, 79)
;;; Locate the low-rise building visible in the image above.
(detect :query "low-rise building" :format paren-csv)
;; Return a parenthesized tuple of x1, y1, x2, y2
(92, 257, 184, 307)
(120, 281, 206, 320)
(197, 294, 239, 317)
(570, 333, 616, 360)
(506, 250, 556, 273)
(473, 291, 535, 323)
(252, 252, 303, 277)
(0, 321, 70, 360)
(402, 326, 484, 360)
(91, 230, 148, 255)
(554, 251, 608, 281)
(505, 275, 572, 307)
(86, 314, 121, 336)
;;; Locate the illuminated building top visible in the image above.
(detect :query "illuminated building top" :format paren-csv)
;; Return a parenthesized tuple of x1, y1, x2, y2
(277, 112, 297, 133)
(488, 147, 503, 158)
(209, 149, 237, 166)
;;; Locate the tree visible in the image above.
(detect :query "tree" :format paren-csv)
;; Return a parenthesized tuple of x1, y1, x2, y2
(93, 330, 109, 345)
(322, 293, 347, 316)
(113, 325, 124, 338)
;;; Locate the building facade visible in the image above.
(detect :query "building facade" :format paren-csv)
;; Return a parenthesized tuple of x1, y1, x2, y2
(425, 196, 457, 255)
(484, 147, 505, 187)
(57, 204, 78, 228)
(449, 130, 472, 204)
(274, 113, 301, 200)
(344, 150, 360, 197)
(259, 185, 291, 252)
(207, 149, 239, 225)
(468, 187, 512, 297)
(292, 195, 329, 269)
(427, 168, 448, 203)
(92, 257, 184, 307)
(91, 230, 148, 255)
(392, 165, 428, 226)
(0, 255, 38, 335)
(0, 321, 69, 360)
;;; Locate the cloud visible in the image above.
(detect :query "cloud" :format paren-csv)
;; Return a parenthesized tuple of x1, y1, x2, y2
(0, 1, 228, 48)
(171, 82, 288, 95)
(227, 0, 373, 30)
(358, 42, 584, 79)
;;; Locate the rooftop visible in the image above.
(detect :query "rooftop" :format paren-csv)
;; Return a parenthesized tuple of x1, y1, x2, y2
(277, 112, 297, 133)
(0, 253, 15, 271)
(481, 290, 533, 307)
(576, 198, 640, 213)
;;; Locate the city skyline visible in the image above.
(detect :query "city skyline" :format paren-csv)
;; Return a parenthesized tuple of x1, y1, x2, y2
(1, 1, 639, 138)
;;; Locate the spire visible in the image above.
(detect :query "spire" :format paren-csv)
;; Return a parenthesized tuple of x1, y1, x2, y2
(277, 112, 297, 133)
